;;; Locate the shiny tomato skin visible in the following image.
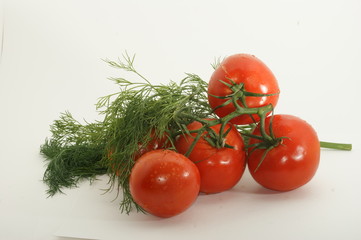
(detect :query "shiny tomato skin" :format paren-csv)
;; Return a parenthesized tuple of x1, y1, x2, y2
(194, 148, 244, 194)
(129, 149, 200, 218)
(247, 115, 320, 191)
(208, 54, 280, 125)
(175, 121, 246, 194)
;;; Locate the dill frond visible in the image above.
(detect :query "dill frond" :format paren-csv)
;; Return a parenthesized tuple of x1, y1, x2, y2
(40, 112, 107, 196)
(41, 142, 106, 196)
(41, 53, 214, 214)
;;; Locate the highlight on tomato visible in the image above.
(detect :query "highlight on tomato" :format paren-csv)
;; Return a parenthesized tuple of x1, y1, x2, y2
(247, 114, 320, 191)
(175, 120, 246, 194)
(208, 53, 280, 125)
(129, 149, 200, 218)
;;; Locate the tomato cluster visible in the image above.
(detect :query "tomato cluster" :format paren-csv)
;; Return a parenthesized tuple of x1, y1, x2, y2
(129, 53, 320, 218)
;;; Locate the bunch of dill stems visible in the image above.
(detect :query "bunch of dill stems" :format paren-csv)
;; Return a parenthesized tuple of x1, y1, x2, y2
(40, 53, 215, 213)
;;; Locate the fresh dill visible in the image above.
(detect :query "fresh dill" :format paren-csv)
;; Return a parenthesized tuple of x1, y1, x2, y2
(211, 56, 225, 70)
(41, 53, 214, 213)
(40, 112, 107, 196)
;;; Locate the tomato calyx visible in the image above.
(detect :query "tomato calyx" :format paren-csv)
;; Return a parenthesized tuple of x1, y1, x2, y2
(176, 93, 276, 160)
(243, 114, 290, 172)
(209, 78, 279, 122)
(247, 136, 286, 172)
(180, 120, 235, 158)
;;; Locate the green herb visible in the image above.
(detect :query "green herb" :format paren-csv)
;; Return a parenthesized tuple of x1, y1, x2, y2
(40, 112, 107, 196)
(41, 142, 106, 196)
(211, 56, 225, 70)
(41, 52, 214, 213)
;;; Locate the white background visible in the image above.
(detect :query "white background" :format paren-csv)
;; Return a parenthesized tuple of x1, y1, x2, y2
(1, 0, 360, 239)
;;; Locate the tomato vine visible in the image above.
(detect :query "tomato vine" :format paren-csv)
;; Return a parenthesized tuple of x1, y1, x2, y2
(41, 52, 352, 215)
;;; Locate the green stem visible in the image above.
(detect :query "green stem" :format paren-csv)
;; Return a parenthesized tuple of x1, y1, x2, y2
(320, 141, 352, 151)
(184, 127, 206, 157)
(256, 106, 274, 143)
(218, 120, 229, 147)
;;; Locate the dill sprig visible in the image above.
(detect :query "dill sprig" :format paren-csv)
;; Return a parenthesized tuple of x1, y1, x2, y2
(40, 112, 108, 196)
(100, 54, 213, 213)
(41, 142, 106, 196)
(41, 53, 214, 214)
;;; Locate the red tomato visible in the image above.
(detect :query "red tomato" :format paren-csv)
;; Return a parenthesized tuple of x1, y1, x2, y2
(247, 114, 320, 191)
(129, 149, 200, 218)
(134, 130, 170, 160)
(175, 120, 246, 194)
(208, 54, 280, 125)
